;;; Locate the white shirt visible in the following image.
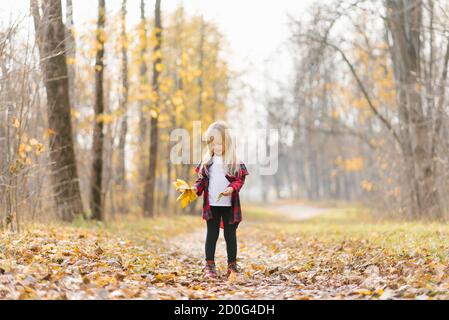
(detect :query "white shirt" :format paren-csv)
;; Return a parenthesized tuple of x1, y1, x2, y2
(208, 155, 232, 206)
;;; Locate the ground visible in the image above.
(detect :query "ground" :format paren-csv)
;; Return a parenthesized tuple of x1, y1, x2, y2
(1, 203, 449, 299)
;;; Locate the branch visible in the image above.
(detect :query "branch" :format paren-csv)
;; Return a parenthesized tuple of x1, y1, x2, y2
(305, 34, 402, 146)
(305, 123, 381, 151)
(30, 0, 45, 61)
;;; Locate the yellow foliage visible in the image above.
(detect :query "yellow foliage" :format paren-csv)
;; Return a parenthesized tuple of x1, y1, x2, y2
(336, 156, 364, 172)
(96, 113, 114, 124)
(18, 143, 27, 159)
(150, 109, 158, 119)
(173, 179, 197, 209)
(331, 109, 340, 119)
(361, 180, 374, 191)
(152, 50, 162, 61)
(67, 57, 76, 65)
(12, 117, 20, 129)
(172, 95, 183, 107)
(150, 91, 159, 103)
(155, 63, 164, 73)
(71, 110, 80, 119)
(45, 128, 56, 138)
(97, 29, 107, 43)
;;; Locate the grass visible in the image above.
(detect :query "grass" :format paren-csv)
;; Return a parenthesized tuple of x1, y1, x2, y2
(20, 213, 203, 246)
(16, 203, 449, 265)
(245, 204, 449, 264)
(3, 203, 449, 299)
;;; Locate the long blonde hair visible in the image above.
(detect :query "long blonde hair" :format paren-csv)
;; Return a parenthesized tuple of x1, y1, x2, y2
(200, 121, 240, 176)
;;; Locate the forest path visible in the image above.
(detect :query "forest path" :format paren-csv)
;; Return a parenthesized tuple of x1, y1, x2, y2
(262, 202, 334, 221)
(2, 204, 444, 300)
(146, 202, 336, 299)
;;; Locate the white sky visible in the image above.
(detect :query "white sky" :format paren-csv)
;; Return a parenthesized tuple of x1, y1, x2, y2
(0, 0, 309, 91)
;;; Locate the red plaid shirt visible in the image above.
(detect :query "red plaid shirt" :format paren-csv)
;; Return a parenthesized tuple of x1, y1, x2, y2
(194, 159, 249, 229)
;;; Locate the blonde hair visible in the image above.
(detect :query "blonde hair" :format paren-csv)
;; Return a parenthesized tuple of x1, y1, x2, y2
(200, 121, 240, 176)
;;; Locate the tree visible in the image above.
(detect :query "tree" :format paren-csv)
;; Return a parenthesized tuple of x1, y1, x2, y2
(385, 0, 442, 219)
(117, 0, 129, 212)
(143, 0, 162, 217)
(90, 0, 106, 220)
(65, 0, 76, 110)
(31, 0, 85, 221)
(287, 0, 449, 219)
(138, 0, 148, 191)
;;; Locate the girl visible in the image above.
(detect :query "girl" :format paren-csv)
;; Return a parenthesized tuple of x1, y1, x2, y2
(182, 121, 249, 280)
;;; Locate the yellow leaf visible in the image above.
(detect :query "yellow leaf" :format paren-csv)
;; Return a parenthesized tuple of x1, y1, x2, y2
(150, 91, 158, 103)
(173, 179, 197, 209)
(46, 128, 57, 137)
(152, 50, 162, 61)
(71, 110, 80, 119)
(67, 57, 76, 65)
(35, 143, 44, 155)
(173, 179, 188, 190)
(357, 289, 373, 296)
(172, 96, 183, 107)
(227, 271, 237, 283)
(150, 109, 158, 119)
(19, 143, 26, 153)
(155, 63, 163, 73)
(361, 180, 374, 192)
(12, 117, 20, 128)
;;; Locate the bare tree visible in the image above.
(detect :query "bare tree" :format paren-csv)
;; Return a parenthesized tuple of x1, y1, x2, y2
(117, 0, 128, 213)
(65, 0, 76, 110)
(90, 0, 106, 220)
(143, 0, 162, 217)
(385, 0, 442, 219)
(286, 0, 449, 219)
(138, 0, 148, 195)
(31, 0, 85, 221)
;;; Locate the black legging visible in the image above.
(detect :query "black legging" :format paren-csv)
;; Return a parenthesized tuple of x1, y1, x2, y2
(205, 206, 237, 263)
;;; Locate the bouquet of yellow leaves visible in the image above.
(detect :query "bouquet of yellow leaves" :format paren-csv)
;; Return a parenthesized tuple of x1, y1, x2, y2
(173, 179, 198, 208)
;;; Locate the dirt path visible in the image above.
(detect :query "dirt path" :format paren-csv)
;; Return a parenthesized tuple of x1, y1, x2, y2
(144, 203, 332, 299)
(151, 226, 301, 299)
(265, 203, 333, 221)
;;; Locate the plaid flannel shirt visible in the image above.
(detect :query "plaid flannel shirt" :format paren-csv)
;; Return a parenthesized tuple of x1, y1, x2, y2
(194, 159, 249, 229)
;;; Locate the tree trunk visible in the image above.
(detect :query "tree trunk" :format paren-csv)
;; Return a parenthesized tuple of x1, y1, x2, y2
(143, 0, 162, 217)
(197, 16, 205, 115)
(31, 0, 84, 221)
(386, 0, 442, 219)
(65, 0, 76, 111)
(138, 0, 148, 197)
(90, 0, 106, 220)
(117, 0, 128, 212)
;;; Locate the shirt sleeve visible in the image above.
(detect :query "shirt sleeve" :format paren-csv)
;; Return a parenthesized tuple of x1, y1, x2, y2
(228, 163, 249, 193)
(193, 163, 206, 196)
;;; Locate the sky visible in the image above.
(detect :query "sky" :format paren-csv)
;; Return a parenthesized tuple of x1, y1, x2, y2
(0, 0, 309, 92)
(0, 0, 312, 96)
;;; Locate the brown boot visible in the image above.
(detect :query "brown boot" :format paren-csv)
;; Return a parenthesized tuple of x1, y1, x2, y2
(226, 261, 241, 278)
(204, 260, 218, 279)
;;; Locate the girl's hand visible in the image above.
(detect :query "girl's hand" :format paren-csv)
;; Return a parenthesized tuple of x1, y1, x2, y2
(221, 187, 234, 196)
